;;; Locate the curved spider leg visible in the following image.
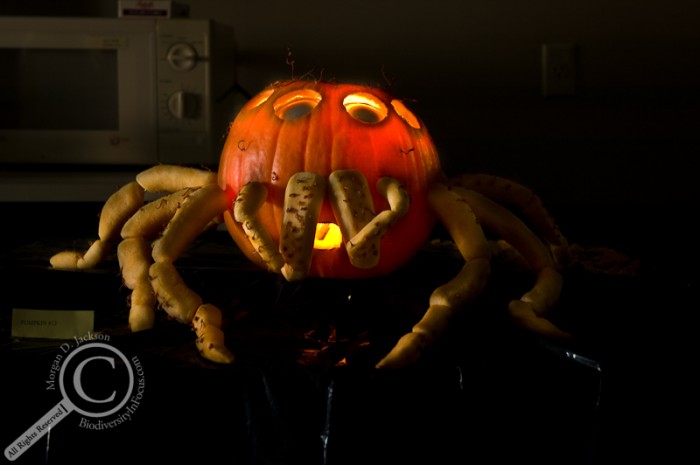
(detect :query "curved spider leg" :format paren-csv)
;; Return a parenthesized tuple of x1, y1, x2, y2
(233, 181, 285, 273)
(123, 166, 223, 336)
(135, 164, 218, 193)
(449, 186, 572, 341)
(448, 174, 570, 266)
(121, 188, 196, 241)
(49, 165, 218, 270)
(50, 181, 145, 269)
(376, 183, 490, 369)
(447, 174, 566, 246)
(149, 183, 234, 363)
(329, 171, 409, 269)
(118, 187, 202, 332)
(328, 169, 377, 264)
(117, 236, 156, 331)
(278, 172, 327, 281)
(50, 165, 232, 362)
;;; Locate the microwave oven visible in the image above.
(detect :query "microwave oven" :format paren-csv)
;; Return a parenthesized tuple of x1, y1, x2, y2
(0, 16, 236, 167)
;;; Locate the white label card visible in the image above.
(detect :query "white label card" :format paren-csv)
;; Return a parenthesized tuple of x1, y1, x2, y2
(11, 308, 95, 339)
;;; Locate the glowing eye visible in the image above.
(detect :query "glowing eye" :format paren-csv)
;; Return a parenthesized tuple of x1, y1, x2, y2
(343, 93, 388, 124)
(390, 99, 421, 129)
(273, 89, 322, 120)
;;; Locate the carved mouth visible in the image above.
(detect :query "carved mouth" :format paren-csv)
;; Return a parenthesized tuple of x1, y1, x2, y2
(312, 222, 343, 250)
(233, 169, 409, 281)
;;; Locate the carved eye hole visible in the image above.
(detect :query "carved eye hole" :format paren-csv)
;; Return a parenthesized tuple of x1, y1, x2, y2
(391, 99, 421, 129)
(243, 88, 274, 112)
(273, 89, 322, 120)
(343, 92, 388, 124)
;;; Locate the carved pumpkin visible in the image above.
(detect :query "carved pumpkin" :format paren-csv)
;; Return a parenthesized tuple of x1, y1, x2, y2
(218, 80, 443, 278)
(50, 78, 589, 367)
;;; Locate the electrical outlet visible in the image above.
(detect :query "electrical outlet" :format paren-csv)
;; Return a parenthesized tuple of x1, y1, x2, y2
(542, 43, 576, 96)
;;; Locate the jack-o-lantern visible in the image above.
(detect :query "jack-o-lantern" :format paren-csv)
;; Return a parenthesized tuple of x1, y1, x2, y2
(218, 80, 443, 279)
(50, 78, 601, 369)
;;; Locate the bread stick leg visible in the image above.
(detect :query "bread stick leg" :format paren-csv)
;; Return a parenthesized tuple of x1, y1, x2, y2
(50, 181, 145, 270)
(279, 172, 327, 281)
(328, 171, 410, 270)
(117, 237, 156, 331)
(449, 186, 571, 339)
(147, 183, 235, 363)
(233, 181, 285, 273)
(376, 183, 490, 369)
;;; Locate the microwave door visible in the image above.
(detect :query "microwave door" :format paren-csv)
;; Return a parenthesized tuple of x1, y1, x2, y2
(0, 18, 158, 166)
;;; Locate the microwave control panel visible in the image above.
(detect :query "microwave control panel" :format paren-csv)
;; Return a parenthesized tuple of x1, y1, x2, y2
(0, 17, 235, 168)
(155, 19, 233, 165)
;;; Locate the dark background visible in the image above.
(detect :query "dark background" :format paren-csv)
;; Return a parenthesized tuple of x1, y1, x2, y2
(1, 0, 699, 204)
(1, 1, 697, 464)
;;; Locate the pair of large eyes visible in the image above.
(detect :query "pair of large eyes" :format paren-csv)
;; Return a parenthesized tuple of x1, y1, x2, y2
(246, 88, 420, 129)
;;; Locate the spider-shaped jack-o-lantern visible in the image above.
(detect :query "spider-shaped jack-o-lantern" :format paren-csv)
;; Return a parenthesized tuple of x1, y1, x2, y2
(50, 79, 588, 368)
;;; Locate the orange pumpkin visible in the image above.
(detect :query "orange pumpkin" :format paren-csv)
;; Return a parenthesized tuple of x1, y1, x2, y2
(219, 80, 443, 279)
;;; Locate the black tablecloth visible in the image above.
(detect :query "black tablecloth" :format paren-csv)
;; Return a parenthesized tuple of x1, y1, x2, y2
(1, 203, 694, 464)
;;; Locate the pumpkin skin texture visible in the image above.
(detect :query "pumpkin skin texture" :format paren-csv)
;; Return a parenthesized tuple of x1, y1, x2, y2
(219, 80, 443, 279)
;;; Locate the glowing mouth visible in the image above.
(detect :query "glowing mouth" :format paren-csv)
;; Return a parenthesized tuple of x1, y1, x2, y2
(233, 169, 409, 282)
(313, 223, 343, 250)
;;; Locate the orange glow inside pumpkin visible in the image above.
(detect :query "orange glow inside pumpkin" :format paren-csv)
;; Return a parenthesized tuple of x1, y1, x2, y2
(273, 89, 322, 120)
(313, 223, 343, 250)
(342, 93, 388, 123)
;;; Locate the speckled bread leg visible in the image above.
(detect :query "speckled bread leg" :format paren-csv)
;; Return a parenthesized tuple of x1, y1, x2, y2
(50, 181, 145, 269)
(376, 183, 489, 369)
(151, 184, 230, 264)
(128, 284, 157, 332)
(149, 261, 203, 324)
(448, 186, 571, 340)
(279, 172, 327, 281)
(345, 176, 409, 269)
(117, 237, 155, 331)
(119, 189, 206, 332)
(507, 267, 570, 340)
(449, 186, 553, 269)
(98, 181, 146, 243)
(447, 174, 569, 266)
(328, 170, 376, 239)
(48, 165, 234, 364)
(233, 181, 284, 273)
(121, 188, 194, 240)
(136, 165, 217, 193)
(147, 183, 234, 362)
(193, 304, 234, 364)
